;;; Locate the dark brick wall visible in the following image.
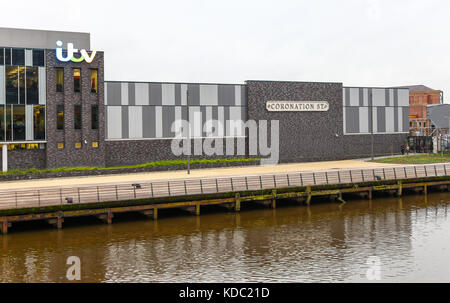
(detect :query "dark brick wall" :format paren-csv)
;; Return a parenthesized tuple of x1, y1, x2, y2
(105, 138, 249, 167)
(45, 50, 106, 168)
(246, 80, 408, 163)
(0, 149, 46, 170)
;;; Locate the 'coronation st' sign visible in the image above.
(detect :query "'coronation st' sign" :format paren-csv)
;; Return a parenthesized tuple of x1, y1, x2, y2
(266, 101, 330, 112)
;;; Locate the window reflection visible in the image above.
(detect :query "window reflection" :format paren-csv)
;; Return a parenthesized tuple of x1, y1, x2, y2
(74, 105, 82, 129)
(13, 105, 25, 141)
(56, 68, 64, 92)
(6, 66, 18, 104)
(90, 69, 98, 93)
(34, 105, 45, 140)
(57, 105, 64, 130)
(74, 69, 81, 92)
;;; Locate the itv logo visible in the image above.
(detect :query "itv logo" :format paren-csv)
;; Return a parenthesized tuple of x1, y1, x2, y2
(56, 40, 97, 63)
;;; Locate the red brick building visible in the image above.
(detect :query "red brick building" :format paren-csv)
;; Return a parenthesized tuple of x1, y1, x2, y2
(396, 85, 443, 136)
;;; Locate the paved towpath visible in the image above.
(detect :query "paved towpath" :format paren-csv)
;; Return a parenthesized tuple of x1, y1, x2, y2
(0, 160, 396, 191)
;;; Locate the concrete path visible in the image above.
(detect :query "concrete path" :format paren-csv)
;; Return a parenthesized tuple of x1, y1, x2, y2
(0, 160, 397, 191)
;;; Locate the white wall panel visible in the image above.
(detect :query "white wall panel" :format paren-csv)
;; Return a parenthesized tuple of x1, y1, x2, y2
(128, 106, 143, 138)
(181, 84, 188, 106)
(135, 83, 149, 105)
(121, 83, 129, 105)
(25, 49, 33, 67)
(372, 89, 386, 106)
(155, 106, 163, 138)
(235, 86, 242, 106)
(162, 84, 175, 105)
(385, 107, 395, 133)
(359, 107, 369, 133)
(26, 105, 33, 140)
(398, 89, 410, 106)
(200, 85, 218, 105)
(372, 107, 378, 134)
(0, 66, 4, 104)
(349, 88, 359, 106)
(107, 107, 122, 139)
(398, 106, 403, 132)
(38, 67, 46, 105)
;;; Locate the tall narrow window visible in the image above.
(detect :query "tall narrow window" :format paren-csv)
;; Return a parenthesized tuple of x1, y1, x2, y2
(6, 66, 18, 104)
(90, 69, 98, 93)
(74, 104, 82, 129)
(6, 106, 12, 140)
(26, 67, 39, 104)
(12, 48, 25, 66)
(0, 106, 4, 141)
(0, 48, 4, 65)
(74, 69, 81, 92)
(56, 68, 64, 92)
(34, 105, 45, 140)
(4, 48, 11, 66)
(32, 50, 45, 67)
(19, 67, 25, 104)
(91, 104, 99, 129)
(13, 105, 25, 141)
(56, 104, 64, 130)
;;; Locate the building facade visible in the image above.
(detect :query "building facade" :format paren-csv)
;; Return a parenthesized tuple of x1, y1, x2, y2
(0, 28, 410, 172)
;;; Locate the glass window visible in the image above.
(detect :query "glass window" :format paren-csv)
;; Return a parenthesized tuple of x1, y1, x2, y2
(32, 50, 45, 67)
(34, 105, 45, 140)
(19, 67, 25, 104)
(74, 104, 82, 129)
(6, 106, 12, 140)
(12, 48, 25, 66)
(4, 48, 11, 66)
(13, 105, 25, 141)
(75, 142, 82, 149)
(26, 67, 39, 104)
(57, 142, 64, 149)
(74, 69, 81, 92)
(6, 66, 18, 104)
(0, 106, 4, 141)
(90, 69, 98, 93)
(56, 104, 64, 130)
(56, 68, 64, 92)
(92, 141, 99, 148)
(0, 48, 4, 65)
(91, 104, 99, 130)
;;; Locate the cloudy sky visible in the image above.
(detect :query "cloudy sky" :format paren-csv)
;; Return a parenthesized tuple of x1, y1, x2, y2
(1, 0, 449, 97)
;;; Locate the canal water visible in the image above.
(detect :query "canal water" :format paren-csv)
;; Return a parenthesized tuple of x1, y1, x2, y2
(1, 192, 450, 283)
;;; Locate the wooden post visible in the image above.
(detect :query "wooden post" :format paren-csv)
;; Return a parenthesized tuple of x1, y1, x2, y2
(107, 210, 113, 225)
(424, 185, 428, 195)
(368, 188, 373, 200)
(1, 219, 8, 235)
(235, 193, 241, 212)
(196, 203, 200, 216)
(397, 181, 403, 197)
(271, 190, 277, 209)
(306, 186, 312, 206)
(153, 208, 158, 220)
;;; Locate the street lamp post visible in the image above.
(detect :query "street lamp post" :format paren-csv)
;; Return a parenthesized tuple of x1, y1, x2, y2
(186, 88, 191, 175)
(370, 91, 374, 161)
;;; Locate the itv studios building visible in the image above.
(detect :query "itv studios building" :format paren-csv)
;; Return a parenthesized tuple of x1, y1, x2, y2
(0, 27, 410, 172)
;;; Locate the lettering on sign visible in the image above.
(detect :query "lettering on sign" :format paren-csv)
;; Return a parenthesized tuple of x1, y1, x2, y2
(266, 101, 330, 112)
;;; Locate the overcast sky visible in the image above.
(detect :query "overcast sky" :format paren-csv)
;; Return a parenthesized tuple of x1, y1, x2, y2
(1, 0, 449, 97)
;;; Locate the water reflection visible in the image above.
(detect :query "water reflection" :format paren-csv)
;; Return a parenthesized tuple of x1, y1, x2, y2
(0, 193, 449, 283)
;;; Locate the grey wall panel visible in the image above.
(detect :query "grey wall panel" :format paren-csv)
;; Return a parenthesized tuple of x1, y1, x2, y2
(200, 106, 207, 136)
(181, 84, 188, 105)
(359, 88, 364, 107)
(345, 107, 359, 133)
(393, 89, 398, 107)
(162, 106, 175, 138)
(385, 89, 390, 107)
(107, 82, 121, 106)
(38, 67, 46, 105)
(377, 107, 386, 133)
(394, 107, 399, 132)
(128, 83, 135, 106)
(200, 85, 218, 105)
(142, 106, 156, 138)
(224, 107, 230, 136)
(372, 88, 386, 106)
(344, 88, 350, 106)
(218, 85, 235, 106)
(121, 106, 129, 139)
(218, 107, 225, 137)
(149, 83, 162, 105)
(372, 107, 377, 133)
(0, 66, 4, 104)
(241, 86, 247, 107)
(135, 83, 149, 105)
(162, 84, 175, 105)
(187, 84, 200, 105)
(403, 107, 410, 132)
(174, 84, 182, 106)
(349, 88, 359, 106)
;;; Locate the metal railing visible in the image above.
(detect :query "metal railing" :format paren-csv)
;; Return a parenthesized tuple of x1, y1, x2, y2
(0, 163, 449, 211)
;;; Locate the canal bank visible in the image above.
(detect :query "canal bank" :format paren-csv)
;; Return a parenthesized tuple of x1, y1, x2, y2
(1, 192, 449, 282)
(1, 163, 450, 234)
